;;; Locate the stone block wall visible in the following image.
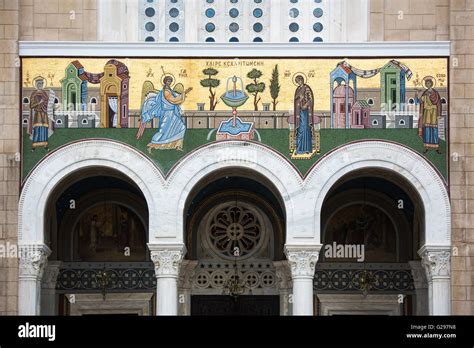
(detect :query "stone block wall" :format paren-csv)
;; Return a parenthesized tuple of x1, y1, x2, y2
(370, 0, 473, 315)
(0, 0, 20, 315)
(0, 0, 97, 315)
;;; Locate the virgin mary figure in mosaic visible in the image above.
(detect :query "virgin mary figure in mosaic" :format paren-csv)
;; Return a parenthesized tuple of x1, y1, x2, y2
(290, 74, 320, 159)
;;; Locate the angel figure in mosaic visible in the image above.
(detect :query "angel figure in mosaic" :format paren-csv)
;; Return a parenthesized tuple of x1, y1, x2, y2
(136, 67, 192, 152)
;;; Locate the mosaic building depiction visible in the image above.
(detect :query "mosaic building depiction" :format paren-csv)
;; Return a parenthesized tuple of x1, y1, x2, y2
(2, 0, 472, 323)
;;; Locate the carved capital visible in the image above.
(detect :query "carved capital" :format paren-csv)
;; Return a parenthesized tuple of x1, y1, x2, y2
(18, 244, 51, 280)
(419, 246, 451, 280)
(148, 244, 186, 278)
(284, 245, 321, 278)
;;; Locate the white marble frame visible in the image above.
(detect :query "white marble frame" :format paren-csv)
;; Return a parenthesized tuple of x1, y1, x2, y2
(18, 139, 451, 315)
(306, 141, 450, 246)
(18, 41, 450, 58)
(317, 294, 402, 316)
(67, 293, 154, 316)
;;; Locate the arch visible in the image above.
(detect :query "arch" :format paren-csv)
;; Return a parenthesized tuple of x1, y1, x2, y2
(305, 141, 450, 247)
(18, 139, 165, 246)
(105, 84, 118, 93)
(163, 141, 302, 243)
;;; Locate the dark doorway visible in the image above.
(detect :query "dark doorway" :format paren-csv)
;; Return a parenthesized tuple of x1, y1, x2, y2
(107, 96, 118, 128)
(191, 295, 279, 316)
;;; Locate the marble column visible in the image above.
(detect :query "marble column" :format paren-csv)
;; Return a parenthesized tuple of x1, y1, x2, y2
(41, 261, 62, 315)
(408, 260, 428, 315)
(178, 260, 198, 316)
(284, 245, 321, 316)
(148, 243, 186, 316)
(419, 245, 451, 315)
(273, 260, 292, 316)
(18, 244, 51, 315)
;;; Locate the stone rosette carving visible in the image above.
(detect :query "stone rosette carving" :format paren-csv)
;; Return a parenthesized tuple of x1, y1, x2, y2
(284, 246, 322, 278)
(18, 244, 51, 280)
(149, 245, 186, 277)
(420, 248, 451, 279)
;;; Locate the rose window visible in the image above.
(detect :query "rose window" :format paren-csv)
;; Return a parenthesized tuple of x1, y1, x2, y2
(208, 205, 263, 259)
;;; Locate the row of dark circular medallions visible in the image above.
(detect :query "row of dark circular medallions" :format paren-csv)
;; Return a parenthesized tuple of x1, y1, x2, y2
(313, 270, 413, 291)
(58, 269, 157, 290)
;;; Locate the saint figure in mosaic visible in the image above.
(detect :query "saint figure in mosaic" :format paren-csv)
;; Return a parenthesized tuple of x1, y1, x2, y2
(417, 77, 442, 154)
(28, 77, 55, 150)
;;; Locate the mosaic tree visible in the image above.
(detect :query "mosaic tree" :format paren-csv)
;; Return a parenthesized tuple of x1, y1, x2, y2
(200, 68, 220, 111)
(246, 68, 266, 111)
(269, 64, 280, 111)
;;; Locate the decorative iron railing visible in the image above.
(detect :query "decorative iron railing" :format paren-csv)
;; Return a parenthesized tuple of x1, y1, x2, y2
(313, 263, 415, 293)
(56, 262, 155, 293)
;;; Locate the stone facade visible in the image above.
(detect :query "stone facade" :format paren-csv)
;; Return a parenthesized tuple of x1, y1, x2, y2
(368, 0, 473, 315)
(20, 0, 97, 41)
(0, 0, 20, 315)
(0, 0, 472, 315)
(0, 0, 97, 315)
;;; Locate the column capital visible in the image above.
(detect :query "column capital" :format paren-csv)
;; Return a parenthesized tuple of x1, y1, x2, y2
(148, 243, 187, 278)
(18, 244, 51, 280)
(418, 245, 451, 280)
(284, 244, 322, 278)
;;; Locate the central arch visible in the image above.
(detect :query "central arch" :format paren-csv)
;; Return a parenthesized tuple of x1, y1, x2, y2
(159, 141, 303, 242)
(159, 141, 302, 315)
(181, 169, 287, 315)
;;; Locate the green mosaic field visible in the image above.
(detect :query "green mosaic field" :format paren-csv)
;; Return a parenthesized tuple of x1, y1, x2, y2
(22, 128, 447, 181)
